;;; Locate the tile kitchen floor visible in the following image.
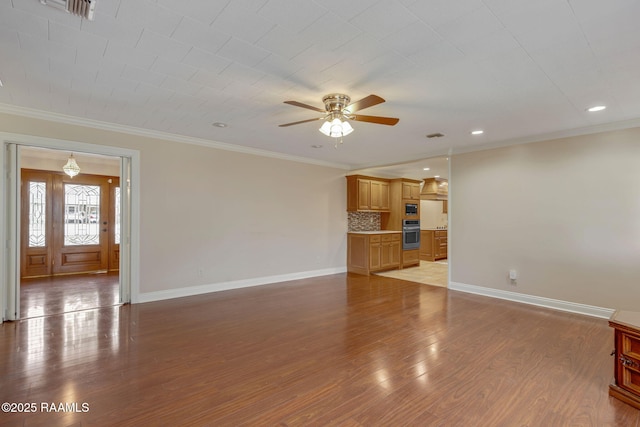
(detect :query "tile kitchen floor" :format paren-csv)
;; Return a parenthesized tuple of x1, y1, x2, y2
(374, 260, 448, 287)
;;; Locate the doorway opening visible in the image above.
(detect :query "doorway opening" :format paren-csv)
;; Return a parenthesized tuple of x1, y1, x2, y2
(19, 147, 122, 317)
(1, 136, 139, 322)
(357, 156, 450, 288)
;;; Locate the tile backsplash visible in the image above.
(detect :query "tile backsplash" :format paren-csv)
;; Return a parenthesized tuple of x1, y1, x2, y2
(348, 212, 381, 232)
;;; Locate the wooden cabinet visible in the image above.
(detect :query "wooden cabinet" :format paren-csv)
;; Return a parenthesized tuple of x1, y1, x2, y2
(421, 178, 448, 200)
(402, 249, 420, 268)
(347, 232, 401, 275)
(382, 178, 422, 231)
(609, 311, 640, 409)
(357, 178, 370, 210)
(347, 175, 390, 212)
(402, 181, 421, 200)
(443, 200, 448, 214)
(370, 180, 390, 210)
(380, 234, 401, 269)
(419, 230, 448, 261)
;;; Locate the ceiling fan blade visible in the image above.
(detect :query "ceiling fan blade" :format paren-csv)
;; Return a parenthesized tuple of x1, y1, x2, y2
(279, 117, 323, 127)
(283, 100, 325, 113)
(346, 95, 385, 112)
(350, 114, 399, 126)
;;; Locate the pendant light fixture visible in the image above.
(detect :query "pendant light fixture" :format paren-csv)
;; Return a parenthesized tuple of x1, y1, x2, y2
(63, 153, 81, 178)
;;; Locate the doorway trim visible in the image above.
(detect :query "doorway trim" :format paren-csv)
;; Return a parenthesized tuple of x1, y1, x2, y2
(1, 132, 140, 322)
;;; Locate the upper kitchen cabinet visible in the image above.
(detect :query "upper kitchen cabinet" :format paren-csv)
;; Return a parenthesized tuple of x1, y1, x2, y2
(402, 181, 421, 200)
(347, 175, 390, 212)
(382, 178, 422, 231)
(421, 178, 448, 200)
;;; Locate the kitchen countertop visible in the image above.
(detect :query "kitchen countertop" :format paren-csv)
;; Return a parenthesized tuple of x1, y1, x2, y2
(348, 230, 402, 234)
(421, 228, 448, 231)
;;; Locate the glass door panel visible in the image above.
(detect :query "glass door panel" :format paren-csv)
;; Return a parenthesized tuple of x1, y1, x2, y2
(63, 183, 101, 246)
(53, 175, 109, 275)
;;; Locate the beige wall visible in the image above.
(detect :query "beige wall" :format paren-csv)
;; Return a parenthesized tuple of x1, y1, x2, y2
(420, 200, 447, 229)
(21, 148, 120, 176)
(450, 127, 640, 310)
(0, 112, 348, 297)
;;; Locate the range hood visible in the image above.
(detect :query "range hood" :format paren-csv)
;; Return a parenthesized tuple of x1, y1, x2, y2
(420, 178, 448, 200)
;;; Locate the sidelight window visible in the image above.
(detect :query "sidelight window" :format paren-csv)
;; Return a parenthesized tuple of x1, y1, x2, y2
(28, 182, 47, 247)
(114, 186, 120, 245)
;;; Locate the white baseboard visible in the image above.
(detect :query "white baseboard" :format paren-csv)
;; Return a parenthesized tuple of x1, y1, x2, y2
(136, 267, 347, 304)
(449, 282, 614, 319)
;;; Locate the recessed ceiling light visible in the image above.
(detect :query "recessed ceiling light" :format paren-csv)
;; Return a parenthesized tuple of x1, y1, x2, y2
(471, 130, 484, 135)
(423, 167, 430, 171)
(212, 122, 228, 128)
(587, 105, 606, 112)
(311, 145, 323, 149)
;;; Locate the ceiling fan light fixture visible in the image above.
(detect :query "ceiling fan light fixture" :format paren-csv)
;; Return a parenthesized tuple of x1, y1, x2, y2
(283, 93, 396, 144)
(319, 118, 353, 138)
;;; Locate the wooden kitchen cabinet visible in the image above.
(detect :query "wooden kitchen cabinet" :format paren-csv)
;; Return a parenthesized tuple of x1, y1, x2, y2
(346, 175, 390, 212)
(382, 178, 422, 231)
(419, 230, 448, 261)
(370, 180, 390, 210)
(402, 181, 421, 200)
(347, 232, 401, 275)
(402, 249, 420, 268)
(357, 178, 371, 210)
(609, 311, 640, 409)
(380, 234, 401, 268)
(369, 235, 381, 270)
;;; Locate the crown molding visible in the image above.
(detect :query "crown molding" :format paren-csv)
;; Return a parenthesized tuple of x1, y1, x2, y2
(450, 116, 640, 157)
(0, 103, 351, 171)
(349, 116, 640, 171)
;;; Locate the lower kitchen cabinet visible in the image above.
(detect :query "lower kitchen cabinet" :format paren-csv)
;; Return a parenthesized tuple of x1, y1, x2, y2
(609, 311, 640, 409)
(347, 232, 401, 275)
(402, 249, 420, 268)
(419, 230, 447, 261)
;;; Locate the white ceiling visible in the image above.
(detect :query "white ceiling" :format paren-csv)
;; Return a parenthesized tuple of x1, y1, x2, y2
(1, 0, 640, 175)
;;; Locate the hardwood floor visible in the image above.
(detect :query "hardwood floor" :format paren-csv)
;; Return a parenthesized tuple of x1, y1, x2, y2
(20, 272, 120, 318)
(1, 273, 638, 426)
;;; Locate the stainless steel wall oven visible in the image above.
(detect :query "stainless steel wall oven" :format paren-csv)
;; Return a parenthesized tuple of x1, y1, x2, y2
(402, 220, 420, 250)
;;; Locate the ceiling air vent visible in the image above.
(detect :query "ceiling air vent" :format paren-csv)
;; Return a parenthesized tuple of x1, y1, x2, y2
(426, 133, 445, 139)
(40, 0, 96, 21)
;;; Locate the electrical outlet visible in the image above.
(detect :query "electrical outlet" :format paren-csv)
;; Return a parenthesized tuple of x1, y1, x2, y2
(509, 269, 517, 285)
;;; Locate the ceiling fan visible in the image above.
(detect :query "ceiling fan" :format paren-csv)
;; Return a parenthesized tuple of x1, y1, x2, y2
(279, 94, 399, 145)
